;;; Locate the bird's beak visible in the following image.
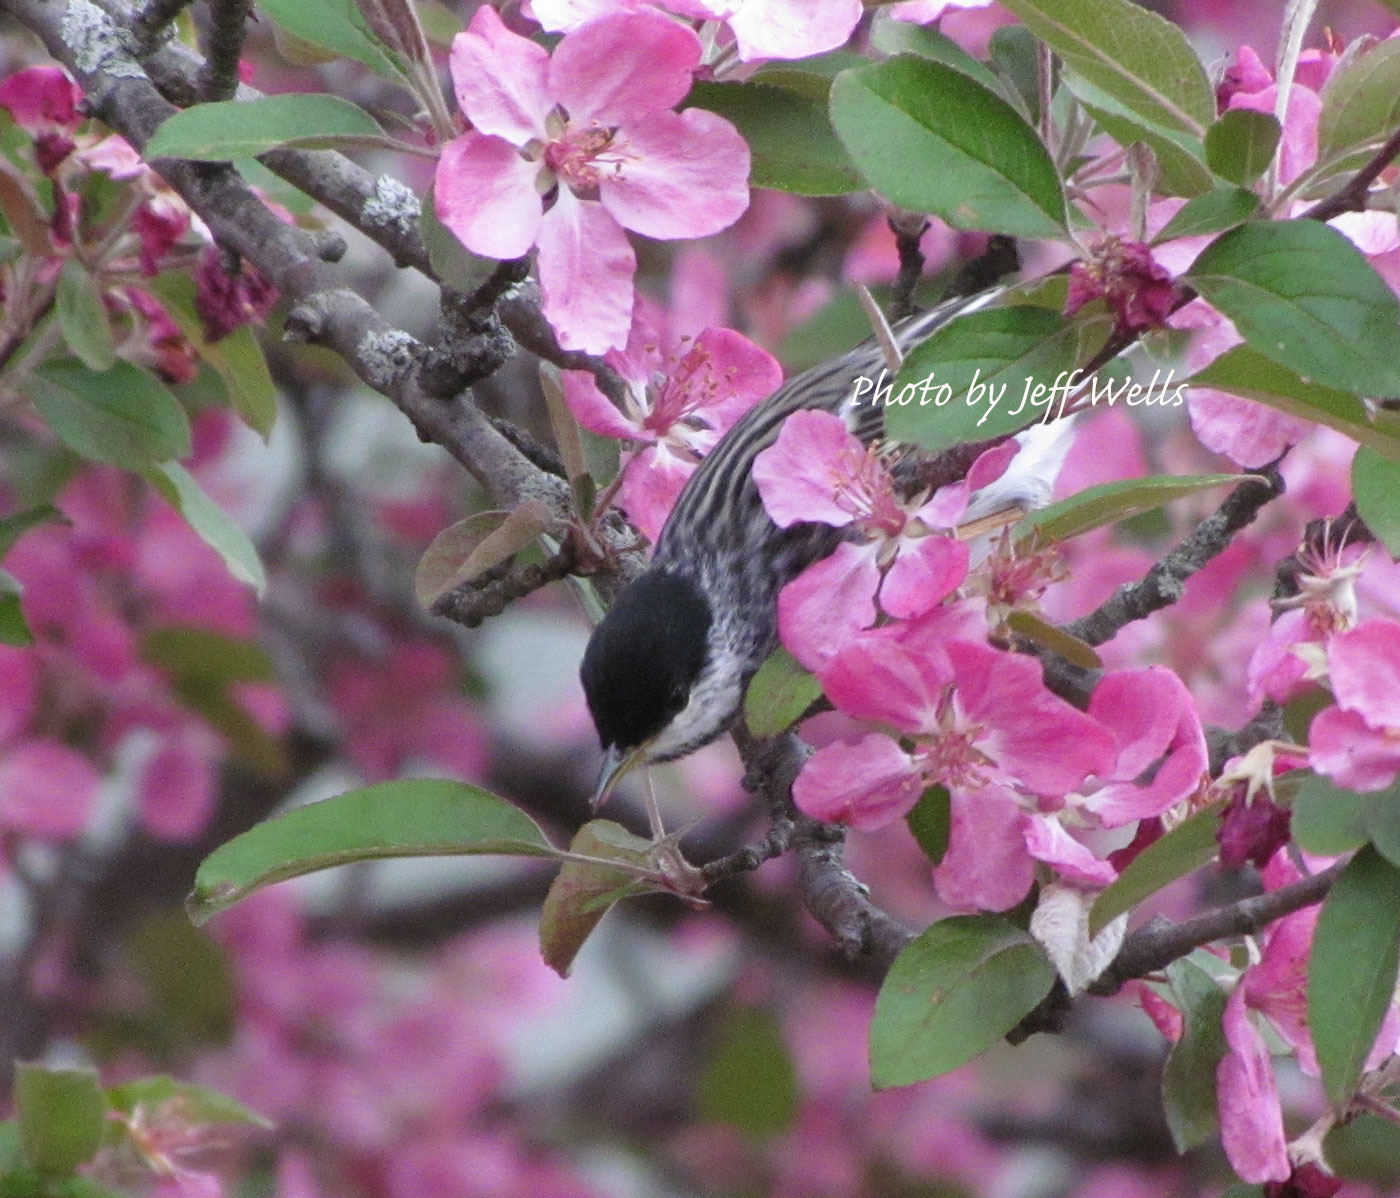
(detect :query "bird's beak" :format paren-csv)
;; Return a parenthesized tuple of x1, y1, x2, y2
(592, 743, 648, 809)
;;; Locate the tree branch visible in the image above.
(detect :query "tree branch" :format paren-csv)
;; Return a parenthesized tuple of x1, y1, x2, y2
(195, 0, 251, 101)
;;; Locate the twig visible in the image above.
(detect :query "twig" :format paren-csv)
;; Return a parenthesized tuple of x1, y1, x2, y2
(130, 0, 193, 54)
(1090, 860, 1344, 993)
(887, 211, 928, 322)
(1301, 124, 1400, 223)
(1062, 461, 1286, 647)
(196, 0, 254, 101)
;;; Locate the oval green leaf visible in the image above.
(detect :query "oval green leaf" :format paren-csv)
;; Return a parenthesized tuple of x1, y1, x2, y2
(830, 56, 1067, 239)
(999, 0, 1215, 138)
(1017, 473, 1257, 547)
(885, 306, 1102, 450)
(15, 1064, 106, 1175)
(1317, 38, 1400, 179)
(1161, 959, 1227, 1151)
(1185, 220, 1400, 400)
(1204, 109, 1281, 186)
(745, 646, 822, 738)
(539, 820, 652, 978)
(1308, 845, 1400, 1108)
(56, 260, 116, 371)
(1153, 187, 1260, 243)
(188, 779, 557, 924)
(870, 914, 1056, 1088)
(1291, 771, 1369, 856)
(688, 81, 860, 196)
(29, 360, 191, 468)
(143, 462, 266, 595)
(1353, 446, 1400, 559)
(1089, 802, 1222, 937)
(698, 1005, 799, 1140)
(259, 0, 400, 77)
(145, 94, 385, 161)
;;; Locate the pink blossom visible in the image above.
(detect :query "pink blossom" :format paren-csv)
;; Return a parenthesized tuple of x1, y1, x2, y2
(0, 66, 82, 173)
(888, 0, 995, 23)
(436, 7, 750, 353)
(795, 636, 1115, 909)
(562, 300, 780, 540)
(526, 0, 862, 62)
(754, 409, 1002, 669)
(194, 246, 278, 342)
(1309, 619, 1400, 790)
(0, 739, 100, 840)
(1218, 981, 1291, 1183)
(1065, 236, 1179, 336)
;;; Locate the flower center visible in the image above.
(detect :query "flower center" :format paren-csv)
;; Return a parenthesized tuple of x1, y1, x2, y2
(544, 122, 627, 192)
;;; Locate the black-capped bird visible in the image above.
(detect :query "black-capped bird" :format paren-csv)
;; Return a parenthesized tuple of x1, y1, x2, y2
(580, 290, 1075, 801)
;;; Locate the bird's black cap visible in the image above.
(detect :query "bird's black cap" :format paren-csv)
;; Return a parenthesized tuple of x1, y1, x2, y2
(580, 569, 712, 753)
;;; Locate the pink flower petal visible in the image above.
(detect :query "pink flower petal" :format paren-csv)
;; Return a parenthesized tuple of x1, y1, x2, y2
(1187, 388, 1311, 468)
(0, 66, 82, 135)
(1309, 705, 1400, 792)
(792, 733, 924, 831)
(684, 326, 783, 422)
(881, 535, 969, 620)
(1329, 618, 1400, 729)
(818, 631, 953, 732)
(550, 11, 701, 127)
(435, 133, 543, 260)
(137, 738, 218, 841)
(721, 0, 863, 61)
(754, 409, 866, 529)
(0, 740, 100, 840)
(618, 444, 694, 543)
(947, 641, 1116, 797)
(537, 190, 636, 354)
(0, 646, 40, 745)
(526, 0, 646, 31)
(1217, 989, 1291, 1183)
(601, 108, 750, 240)
(1024, 816, 1117, 888)
(933, 784, 1035, 912)
(561, 370, 643, 440)
(777, 541, 880, 672)
(450, 5, 551, 144)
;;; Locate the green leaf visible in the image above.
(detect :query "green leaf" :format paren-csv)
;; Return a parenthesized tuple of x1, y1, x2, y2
(1004, 611, 1101, 669)
(0, 577, 30, 647)
(1187, 345, 1400, 462)
(988, 24, 1043, 122)
(1353, 446, 1400, 558)
(870, 19, 1014, 106)
(258, 0, 400, 76)
(829, 57, 1067, 239)
(1065, 73, 1214, 198)
(999, 0, 1215, 137)
(126, 910, 236, 1044)
(1308, 845, 1400, 1107)
(142, 462, 265, 595)
(144, 626, 276, 684)
(1317, 38, 1400, 180)
(1362, 779, 1400, 868)
(1090, 804, 1221, 938)
(539, 820, 651, 977)
(30, 360, 191, 469)
(905, 785, 950, 866)
(688, 81, 860, 196)
(14, 1064, 105, 1175)
(1325, 1112, 1400, 1184)
(1018, 474, 1256, 546)
(885, 306, 1101, 450)
(419, 182, 495, 293)
(1153, 187, 1260, 243)
(106, 1075, 271, 1129)
(1184, 220, 1400, 400)
(145, 94, 385, 161)
(1204, 109, 1281, 187)
(697, 1005, 798, 1139)
(1291, 771, 1369, 856)
(745, 647, 821, 738)
(56, 261, 115, 371)
(0, 505, 63, 560)
(870, 915, 1056, 1088)
(187, 780, 557, 924)
(1161, 958, 1227, 1151)
(145, 273, 277, 437)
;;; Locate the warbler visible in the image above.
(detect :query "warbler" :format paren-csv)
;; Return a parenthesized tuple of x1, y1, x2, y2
(580, 289, 1076, 801)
